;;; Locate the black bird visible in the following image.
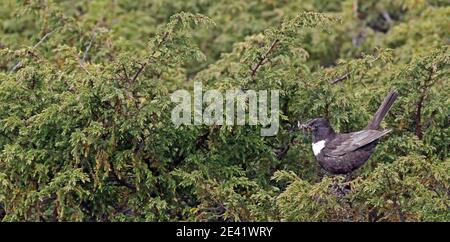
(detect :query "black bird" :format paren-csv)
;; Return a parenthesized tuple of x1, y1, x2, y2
(299, 90, 398, 174)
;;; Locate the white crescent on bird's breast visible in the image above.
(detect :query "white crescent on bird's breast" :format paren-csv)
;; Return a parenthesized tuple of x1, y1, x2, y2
(312, 140, 326, 156)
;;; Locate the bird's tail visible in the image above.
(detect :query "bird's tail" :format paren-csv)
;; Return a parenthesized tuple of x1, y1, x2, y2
(366, 89, 398, 130)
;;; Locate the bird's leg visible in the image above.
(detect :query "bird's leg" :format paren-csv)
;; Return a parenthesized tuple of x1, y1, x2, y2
(342, 173, 353, 195)
(330, 175, 352, 198)
(329, 175, 354, 219)
(344, 172, 354, 182)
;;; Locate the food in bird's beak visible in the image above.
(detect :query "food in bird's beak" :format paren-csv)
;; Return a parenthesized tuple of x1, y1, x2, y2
(297, 121, 310, 131)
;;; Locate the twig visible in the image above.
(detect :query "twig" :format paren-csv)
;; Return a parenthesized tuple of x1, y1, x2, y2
(353, 0, 359, 19)
(431, 187, 450, 210)
(82, 24, 102, 63)
(122, 64, 130, 82)
(110, 162, 136, 191)
(0, 203, 5, 219)
(33, 28, 59, 49)
(250, 39, 279, 77)
(156, 31, 170, 48)
(10, 28, 59, 72)
(276, 136, 295, 160)
(82, 35, 94, 62)
(381, 11, 393, 24)
(130, 62, 146, 83)
(130, 32, 170, 83)
(331, 72, 351, 84)
(415, 66, 436, 139)
(384, 171, 406, 222)
(78, 58, 93, 76)
(276, 124, 298, 160)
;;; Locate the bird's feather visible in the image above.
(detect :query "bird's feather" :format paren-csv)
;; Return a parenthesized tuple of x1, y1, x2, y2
(325, 129, 391, 157)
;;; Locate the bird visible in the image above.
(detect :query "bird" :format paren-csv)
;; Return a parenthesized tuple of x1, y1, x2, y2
(299, 89, 398, 175)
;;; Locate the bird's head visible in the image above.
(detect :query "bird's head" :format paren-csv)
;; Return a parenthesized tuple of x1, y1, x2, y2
(298, 118, 335, 142)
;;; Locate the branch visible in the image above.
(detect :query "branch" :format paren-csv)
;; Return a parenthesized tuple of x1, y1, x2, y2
(63, 79, 76, 92)
(122, 64, 130, 82)
(0, 203, 5, 220)
(82, 34, 95, 62)
(130, 32, 170, 83)
(384, 172, 405, 222)
(33, 28, 59, 49)
(276, 124, 298, 160)
(331, 72, 351, 84)
(109, 162, 136, 191)
(381, 11, 393, 24)
(415, 66, 435, 139)
(250, 39, 279, 78)
(130, 62, 147, 83)
(431, 187, 450, 210)
(10, 28, 59, 73)
(353, 0, 359, 19)
(78, 57, 93, 76)
(276, 138, 293, 160)
(195, 130, 210, 149)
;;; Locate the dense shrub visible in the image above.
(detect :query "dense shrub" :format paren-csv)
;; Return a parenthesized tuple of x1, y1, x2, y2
(0, 0, 448, 221)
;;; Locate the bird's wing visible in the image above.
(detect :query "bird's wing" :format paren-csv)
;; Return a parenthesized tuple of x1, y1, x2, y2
(325, 129, 391, 157)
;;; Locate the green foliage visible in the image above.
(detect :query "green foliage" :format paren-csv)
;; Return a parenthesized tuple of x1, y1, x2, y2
(0, 0, 448, 221)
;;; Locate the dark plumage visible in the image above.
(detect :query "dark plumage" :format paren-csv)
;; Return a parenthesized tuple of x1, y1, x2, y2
(300, 90, 398, 174)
